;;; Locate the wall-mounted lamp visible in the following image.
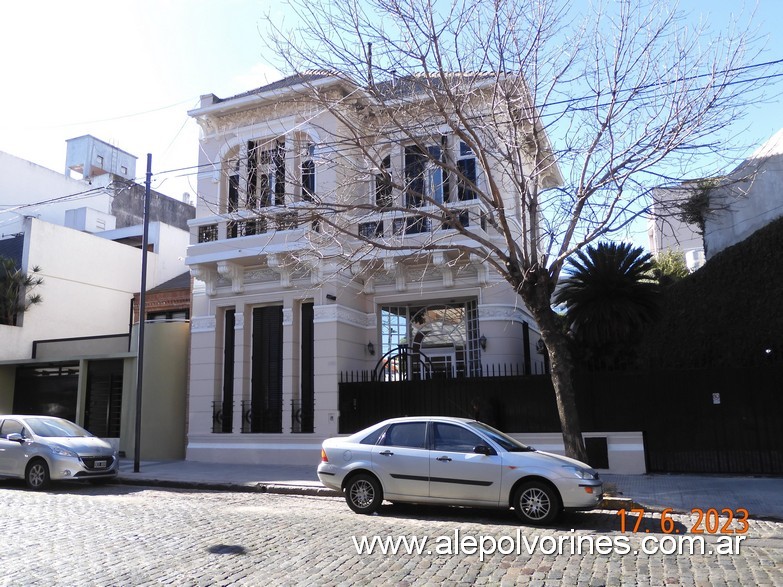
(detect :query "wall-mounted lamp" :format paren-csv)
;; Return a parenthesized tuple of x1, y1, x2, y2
(367, 341, 375, 355)
(479, 334, 487, 350)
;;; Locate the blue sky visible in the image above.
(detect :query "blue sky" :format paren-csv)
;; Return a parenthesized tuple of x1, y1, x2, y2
(0, 0, 780, 247)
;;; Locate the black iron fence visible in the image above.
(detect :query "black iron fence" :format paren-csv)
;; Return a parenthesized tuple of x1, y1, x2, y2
(339, 364, 783, 474)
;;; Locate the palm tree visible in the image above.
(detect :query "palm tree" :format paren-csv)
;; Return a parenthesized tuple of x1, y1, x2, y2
(0, 256, 43, 326)
(554, 242, 659, 368)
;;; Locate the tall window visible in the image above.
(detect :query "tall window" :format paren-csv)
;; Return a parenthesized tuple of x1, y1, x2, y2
(404, 146, 426, 208)
(228, 159, 240, 213)
(457, 141, 478, 201)
(404, 141, 449, 207)
(248, 139, 286, 208)
(301, 143, 315, 202)
(375, 155, 393, 208)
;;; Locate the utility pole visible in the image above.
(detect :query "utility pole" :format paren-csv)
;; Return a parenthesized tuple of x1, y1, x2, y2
(133, 153, 152, 473)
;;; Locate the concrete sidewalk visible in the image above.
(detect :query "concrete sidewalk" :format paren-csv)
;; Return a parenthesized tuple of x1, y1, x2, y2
(117, 460, 783, 520)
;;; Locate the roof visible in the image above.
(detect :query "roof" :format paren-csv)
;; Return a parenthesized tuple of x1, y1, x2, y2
(201, 70, 504, 108)
(214, 71, 338, 104)
(147, 271, 191, 294)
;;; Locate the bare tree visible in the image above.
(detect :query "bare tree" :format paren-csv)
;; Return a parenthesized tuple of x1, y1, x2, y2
(257, 0, 766, 460)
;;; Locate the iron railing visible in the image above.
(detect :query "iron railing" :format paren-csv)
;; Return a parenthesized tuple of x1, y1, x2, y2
(212, 401, 233, 433)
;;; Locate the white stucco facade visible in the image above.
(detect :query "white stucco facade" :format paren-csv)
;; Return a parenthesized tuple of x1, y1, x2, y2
(0, 150, 113, 237)
(184, 74, 552, 465)
(0, 217, 188, 361)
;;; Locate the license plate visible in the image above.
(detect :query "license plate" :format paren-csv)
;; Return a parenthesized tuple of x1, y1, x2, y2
(94, 460, 107, 469)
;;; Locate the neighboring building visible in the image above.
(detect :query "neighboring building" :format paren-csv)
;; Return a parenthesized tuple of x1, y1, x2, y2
(184, 72, 556, 465)
(1, 135, 194, 237)
(703, 128, 783, 259)
(647, 184, 706, 272)
(133, 271, 191, 323)
(0, 137, 195, 459)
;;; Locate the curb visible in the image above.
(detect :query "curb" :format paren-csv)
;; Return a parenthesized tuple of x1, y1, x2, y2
(117, 477, 637, 508)
(115, 476, 341, 497)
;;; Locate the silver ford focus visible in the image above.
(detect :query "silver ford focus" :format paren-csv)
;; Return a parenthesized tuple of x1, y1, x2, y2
(0, 415, 118, 490)
(317, 416, 603, 525)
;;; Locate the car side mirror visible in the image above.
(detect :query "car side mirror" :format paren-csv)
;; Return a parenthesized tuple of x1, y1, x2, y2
(6, 433, 24, 443)
(473, 444, 496, 456)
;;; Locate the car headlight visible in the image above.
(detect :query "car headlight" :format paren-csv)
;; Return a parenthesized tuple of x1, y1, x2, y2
(562, 465, 597, 480)
(50, 445, 78, 458)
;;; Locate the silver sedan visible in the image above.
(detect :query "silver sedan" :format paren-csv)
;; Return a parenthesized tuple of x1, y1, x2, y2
(317, 416, 603, 525)
(0, 415, 118, 489)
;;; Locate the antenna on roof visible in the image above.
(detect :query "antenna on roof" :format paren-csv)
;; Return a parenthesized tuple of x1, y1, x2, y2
(367, 42, 374, 89)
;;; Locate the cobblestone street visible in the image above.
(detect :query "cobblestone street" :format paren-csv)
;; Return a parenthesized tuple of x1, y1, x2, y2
(1, 483, 781, 586)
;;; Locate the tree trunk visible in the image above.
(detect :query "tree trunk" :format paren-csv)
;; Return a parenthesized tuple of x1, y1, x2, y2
(523, 285, 588, 463)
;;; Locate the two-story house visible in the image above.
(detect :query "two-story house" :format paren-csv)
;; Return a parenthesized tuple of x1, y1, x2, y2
(185, 72, 555, 465)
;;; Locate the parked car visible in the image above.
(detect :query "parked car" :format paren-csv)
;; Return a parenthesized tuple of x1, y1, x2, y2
(317, 416, 602, 524)
(0, 415, 118, 490)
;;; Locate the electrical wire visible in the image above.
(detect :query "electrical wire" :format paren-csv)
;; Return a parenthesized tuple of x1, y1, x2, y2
(5, 56, 783, 214)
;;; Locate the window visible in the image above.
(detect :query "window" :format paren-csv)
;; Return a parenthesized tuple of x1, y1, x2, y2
(393, 216, 430, 235)
(0, 419, 24, 438)
(375, 155, 393, 208)
(248, 139, 285, 208)
(404, 146, 425, 207)
(301, 144, 315, 201)
(381, 300, 482, 377)
(433, 423, 483, 453)
(147, 310, 189, 321)
(404, 141, 447, 207)
(457, 141, 477, 201)
(359, 220, 384, 238)
(383, 422, 427, 449)
(360, 425, 387, 445)
(228, 159, 240, 213)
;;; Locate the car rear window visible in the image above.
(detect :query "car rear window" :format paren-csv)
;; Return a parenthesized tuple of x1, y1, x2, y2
(360, 426, 386, 445)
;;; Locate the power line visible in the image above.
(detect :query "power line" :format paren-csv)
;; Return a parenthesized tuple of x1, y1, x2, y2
(148, 55, 783, 182)
(6, 56, 783, 213)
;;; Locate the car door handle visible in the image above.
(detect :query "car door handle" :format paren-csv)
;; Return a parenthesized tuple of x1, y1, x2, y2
(379, 450, 394, 456)
(436, 456, 452, 462)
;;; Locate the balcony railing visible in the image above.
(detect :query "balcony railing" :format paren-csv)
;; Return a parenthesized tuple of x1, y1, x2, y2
(357, 201, 488, 240)
(192, 205, 312, 244)
(193, 200, 489, 246)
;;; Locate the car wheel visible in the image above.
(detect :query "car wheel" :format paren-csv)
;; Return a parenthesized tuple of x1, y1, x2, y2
(345, 473, 383, 515)
(25, 459, 50, 490)
(513, 481, 560, 525)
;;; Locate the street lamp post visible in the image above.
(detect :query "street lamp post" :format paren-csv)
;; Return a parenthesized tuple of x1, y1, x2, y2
(133, 153, 152, 473)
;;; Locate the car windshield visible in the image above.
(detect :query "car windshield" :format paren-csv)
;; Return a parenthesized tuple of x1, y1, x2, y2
(467, 421, 534, 452)
(25, 418, 92, 438)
